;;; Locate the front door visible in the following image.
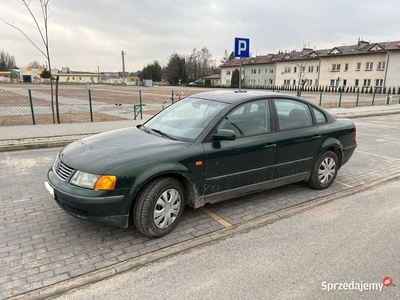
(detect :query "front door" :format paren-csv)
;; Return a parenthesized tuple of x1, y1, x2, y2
(202, 99, 277, 204)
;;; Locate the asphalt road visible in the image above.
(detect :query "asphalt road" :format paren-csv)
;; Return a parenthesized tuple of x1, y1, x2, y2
(51, 178, 400, 300)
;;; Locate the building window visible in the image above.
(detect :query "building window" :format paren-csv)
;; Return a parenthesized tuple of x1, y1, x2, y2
(302, 66, 306, 72)
(344, 63, 349, 71)
(264, 79, 267, 84)
(355, 79, 359, 86)
(356, 63, 361, 71)
(365, 62, 373, 70)
(270, 69, 274, 74)
(226, 80, 230, 85)
(258, 69, 261, 74)
(293, 79, 296, 86)
(375, 79, 383, 86)
(343, 79, 347, 86)
(265, 69, 268, 74)
(377, 62, 386, 70)
(284, 79, 290, 85)
(316, 65, 319, 72)
(330, 79, 339, 86)
(363, 79, 371, 87)
(307, 79, 312, 86)
(67, 77, 70, 80)
(72, 77, 75, 80)
(257, 79, 260, 84)
(331, 64, 341, 71)
(269, 78, 273, 84)
(284, 67, 291, 73)
(293, 67, 297, 73)
(226, 70, 231, 75)
(308, 66, 313, 72)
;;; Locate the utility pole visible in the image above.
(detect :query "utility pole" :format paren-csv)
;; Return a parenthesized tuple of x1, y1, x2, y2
(121, 51, 126, 78)
(97, 61, 99, 83)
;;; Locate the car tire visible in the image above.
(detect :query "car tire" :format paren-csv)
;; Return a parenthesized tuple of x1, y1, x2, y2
(133, 177, 185, 238)
(307, 150, 338, 190)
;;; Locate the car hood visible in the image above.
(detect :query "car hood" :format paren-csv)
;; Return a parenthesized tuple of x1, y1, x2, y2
(60, 127, 188, 173)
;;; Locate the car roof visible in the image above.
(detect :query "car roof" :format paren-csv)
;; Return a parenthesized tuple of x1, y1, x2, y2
(189, 91, 279, 104)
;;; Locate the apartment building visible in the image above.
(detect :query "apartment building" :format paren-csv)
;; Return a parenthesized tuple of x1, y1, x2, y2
(385, 41, 400, 88)
(244, 55, 275, 87)
(318, 41, 388, 89)
(274, 49, 321, 88)
(220, 39, 400, 90)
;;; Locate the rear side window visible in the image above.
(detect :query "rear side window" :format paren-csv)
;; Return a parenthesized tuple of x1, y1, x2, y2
(312, 107, 327, 124)
(275, 99, 313, 130)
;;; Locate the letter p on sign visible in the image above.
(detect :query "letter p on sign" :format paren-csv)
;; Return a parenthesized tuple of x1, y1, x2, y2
(234, 38, 250, 58)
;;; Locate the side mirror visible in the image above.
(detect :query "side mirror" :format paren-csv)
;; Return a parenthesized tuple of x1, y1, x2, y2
(213, 129, 236, 141)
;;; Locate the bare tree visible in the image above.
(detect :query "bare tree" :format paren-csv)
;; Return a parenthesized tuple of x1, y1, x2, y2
(1, 0, 58, 123)
(27, 60, 46, 68)
(294, 41, 313, 96)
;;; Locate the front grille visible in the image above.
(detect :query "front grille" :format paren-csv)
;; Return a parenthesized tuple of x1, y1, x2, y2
(54, 156, 74, 180)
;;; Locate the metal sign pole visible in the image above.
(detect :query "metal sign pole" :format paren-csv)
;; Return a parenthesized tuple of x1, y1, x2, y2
(239, 57, 242, 91)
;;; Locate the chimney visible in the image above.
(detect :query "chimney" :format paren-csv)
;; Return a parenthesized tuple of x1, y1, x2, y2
(358, 40, 369, 49)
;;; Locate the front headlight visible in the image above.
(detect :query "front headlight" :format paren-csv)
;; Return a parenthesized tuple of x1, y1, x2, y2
(70, 171, 117, 191)
(70, 171, 99, 189)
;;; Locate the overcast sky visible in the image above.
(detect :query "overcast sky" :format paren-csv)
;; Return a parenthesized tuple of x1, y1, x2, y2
(1, 0, 399, 72)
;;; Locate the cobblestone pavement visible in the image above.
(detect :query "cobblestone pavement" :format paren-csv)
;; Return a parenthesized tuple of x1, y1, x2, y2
(1, 115, 400, 299)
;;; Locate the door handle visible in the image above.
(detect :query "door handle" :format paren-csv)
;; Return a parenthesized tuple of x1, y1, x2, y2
(312, 134, 321, 140)
(264, 143, 276, 149)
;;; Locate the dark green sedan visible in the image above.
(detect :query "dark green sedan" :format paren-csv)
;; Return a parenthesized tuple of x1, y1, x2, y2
(45, 91, 356, 237)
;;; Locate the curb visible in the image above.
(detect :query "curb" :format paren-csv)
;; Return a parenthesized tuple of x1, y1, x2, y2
(10, 172, 400, 300)
(1, 109, 400, 153)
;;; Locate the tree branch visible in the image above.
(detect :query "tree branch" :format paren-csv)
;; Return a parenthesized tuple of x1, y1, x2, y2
(20, 0, 48, 48)
(1, 19, 48, 59)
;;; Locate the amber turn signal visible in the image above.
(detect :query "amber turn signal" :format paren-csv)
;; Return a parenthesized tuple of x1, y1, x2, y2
(94, 175, 116, 190)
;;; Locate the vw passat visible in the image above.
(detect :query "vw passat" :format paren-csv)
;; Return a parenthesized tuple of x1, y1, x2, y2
(45, 91, 357, 237)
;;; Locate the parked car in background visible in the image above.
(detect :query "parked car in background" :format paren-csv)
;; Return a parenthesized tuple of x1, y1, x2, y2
(45, 91, 357, 237)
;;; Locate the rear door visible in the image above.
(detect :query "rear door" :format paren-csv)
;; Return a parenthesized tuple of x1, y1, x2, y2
(273, 98, 322, 185)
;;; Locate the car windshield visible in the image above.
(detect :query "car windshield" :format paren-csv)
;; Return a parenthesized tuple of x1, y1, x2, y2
(143, 97, 228, 142)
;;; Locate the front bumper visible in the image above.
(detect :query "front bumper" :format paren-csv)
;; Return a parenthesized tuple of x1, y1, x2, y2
(45, 169, 131, 228)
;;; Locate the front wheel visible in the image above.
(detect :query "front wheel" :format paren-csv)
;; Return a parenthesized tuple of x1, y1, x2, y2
(307, 151, 338, 190)
(133, 177, 185, 238)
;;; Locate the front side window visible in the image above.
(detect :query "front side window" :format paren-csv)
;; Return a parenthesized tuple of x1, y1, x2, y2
(366, 62, 373, 70)
(284, 67, 291, 73)
(144, 97, 228, 142)
(217, 100, 270, 137)
(275, 99, 313, 130)
(356, 63, 361, 70)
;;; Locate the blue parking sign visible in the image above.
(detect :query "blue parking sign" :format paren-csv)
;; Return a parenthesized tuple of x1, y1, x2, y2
(234, 37, 250, 58)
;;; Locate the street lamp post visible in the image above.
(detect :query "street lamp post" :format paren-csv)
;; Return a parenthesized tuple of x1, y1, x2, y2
(121, 51, 126, 78)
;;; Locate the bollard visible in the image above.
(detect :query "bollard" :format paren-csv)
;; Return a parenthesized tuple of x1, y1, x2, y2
(338, 87, 343, 108)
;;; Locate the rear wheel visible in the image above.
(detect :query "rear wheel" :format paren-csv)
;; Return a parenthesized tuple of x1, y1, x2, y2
(307, 151, 338, 190)
(133, 177, 185, 238)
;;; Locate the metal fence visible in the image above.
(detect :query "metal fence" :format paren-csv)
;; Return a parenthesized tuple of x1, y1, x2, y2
(0, 84, 399, 126)
(0, 85, 170, 126)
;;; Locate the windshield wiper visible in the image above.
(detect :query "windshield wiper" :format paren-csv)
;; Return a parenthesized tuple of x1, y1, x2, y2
(151, 128, 177, 140)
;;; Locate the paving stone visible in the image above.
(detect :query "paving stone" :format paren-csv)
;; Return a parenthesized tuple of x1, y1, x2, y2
(1, 115, 400, 298)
